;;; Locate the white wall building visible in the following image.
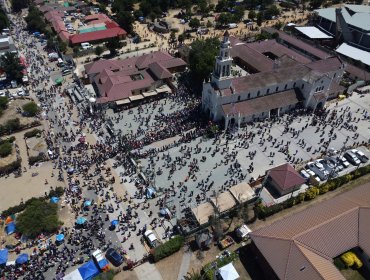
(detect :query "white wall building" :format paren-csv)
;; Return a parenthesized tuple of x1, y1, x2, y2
(201, 31, 345, 129)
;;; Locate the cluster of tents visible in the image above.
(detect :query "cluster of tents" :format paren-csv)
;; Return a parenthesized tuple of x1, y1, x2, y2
(0, 249, 29, 266)
(4, 215, 16, 235)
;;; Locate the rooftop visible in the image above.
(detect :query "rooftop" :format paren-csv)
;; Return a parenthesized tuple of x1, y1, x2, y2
(250, 181, 370, 280)
(336, 43, 370, 67)
(294, 26, 333, 39)
(70, 27, 126, 44)
(268, 163, 305, 191)
(315, 5, 370, 32)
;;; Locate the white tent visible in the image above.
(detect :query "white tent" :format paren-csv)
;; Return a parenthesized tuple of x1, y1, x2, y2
(63, 269, 83, 280)
(218, 263, 240, 280)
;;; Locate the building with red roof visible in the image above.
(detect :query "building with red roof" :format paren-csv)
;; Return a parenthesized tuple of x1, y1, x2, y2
(70, 27, 126, 45)
(84, 51, 186, 104)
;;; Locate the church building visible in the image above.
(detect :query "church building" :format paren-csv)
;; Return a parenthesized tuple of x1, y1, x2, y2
(201, 31, 346, 129)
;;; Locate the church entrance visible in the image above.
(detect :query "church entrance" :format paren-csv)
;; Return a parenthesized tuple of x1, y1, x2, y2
(270, 108, 279, 117)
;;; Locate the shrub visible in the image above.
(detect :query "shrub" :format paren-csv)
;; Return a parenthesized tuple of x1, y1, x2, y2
(16, 199, 61, 238)
(0, 142, 12, 157)
(22, 102, 39, 117)
(48, 186, 64, 198)
(5, 118, 20, 133)
(305, 187, 319, 201)
(153, 235, 184, 262)
(0, 158, 21, 176)
(29, 154, 46, 165)
(0, 96, 8, 109)
(340, 251, 363, 269)
(24, 129, 42, 138)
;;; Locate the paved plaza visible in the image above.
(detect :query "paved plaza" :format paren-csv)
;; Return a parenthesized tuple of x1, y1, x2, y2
(103, 91, 370, 222)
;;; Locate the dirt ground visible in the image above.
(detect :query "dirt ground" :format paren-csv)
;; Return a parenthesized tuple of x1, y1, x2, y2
(155, 249, 184, 280)
(0, 98, 38, 127)
(113, 269, 139, 280)
(26, 136, 48, 158)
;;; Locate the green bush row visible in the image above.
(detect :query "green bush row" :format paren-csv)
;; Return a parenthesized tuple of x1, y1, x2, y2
(24, 129, 42, 139)
(0, 136, 15, 145)
(1, 186, 64, 217)
(0, 158, 21, 176)
(256, 164, 370, 220)
(29, 154, 46, 165)
(153, 235, 184, 262)
(0, 141, 12, 157)
(0, 119, 41, 136)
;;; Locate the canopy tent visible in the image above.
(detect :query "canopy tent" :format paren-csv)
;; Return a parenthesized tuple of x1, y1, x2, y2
(56, 234, 65, 242)
(228, 182, 255, 203)
(76, 217, 87, 225)
(78, 260, 100, 280)
(218, 263, 240, 280)
(192, 202, 215, 225)
(83, 200, 92, 207)
(110, 220, 119, 227)
(211, 192, 236, 213)
(50, 196, 60, 203)
(16, 253, 29, 265)
(5, 216, 13, 225)
(0, 249, 8, 265)
(6, 222, 16, 235)
(67, 167, 75, 174)
(63, 269, 83, 280)
(55, 77, 64, 85)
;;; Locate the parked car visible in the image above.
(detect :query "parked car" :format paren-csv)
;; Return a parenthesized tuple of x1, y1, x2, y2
(144, 230, 159, 248)
(337, 156, 350, 168)
(306, 161, 328, 181)
(351, 149, 369, 163)
(17, 88, 25, 96)
(105, 248, 123, 267)
(300, 169, 310, 181)
(344, 151, 361, 166)
(62, 69, 72, 76)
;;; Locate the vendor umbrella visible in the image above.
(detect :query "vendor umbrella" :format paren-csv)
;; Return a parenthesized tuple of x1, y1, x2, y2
(15, 253, 29, 265)
(67, 167, 74, 174)
(55, 234, 64, 242)
(55, 77, 64, 85)
(111, 220, 119, 227)
(76, 217, 87, 225)
(50, 196, 59, 203)
(84, 200, 92, 207)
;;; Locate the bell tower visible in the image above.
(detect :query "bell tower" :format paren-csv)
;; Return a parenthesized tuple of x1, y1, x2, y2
(212, 30, 233, 90)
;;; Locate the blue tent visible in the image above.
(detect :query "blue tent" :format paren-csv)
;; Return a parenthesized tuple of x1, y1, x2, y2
(76, 217, 87, 225)
(110, 220, 119, 227)
(83, 200, 91, 207)
(78, 260, 100, 280)
(6, 222, 16, 235)
(16, 253, 29, 265)
(146, 187, 156, 199)
(0, 249, 8, 265)
(50, 197, 59, 203)
(56, 234, 65, 242)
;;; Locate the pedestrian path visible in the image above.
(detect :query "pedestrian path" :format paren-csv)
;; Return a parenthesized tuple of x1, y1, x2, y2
(177, 251, 192, 280)
(134, 262, 163, 280)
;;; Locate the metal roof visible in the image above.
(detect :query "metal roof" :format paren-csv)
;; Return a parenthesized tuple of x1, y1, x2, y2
(294, 26, 333, 39)
(315, 5, 370, 31)
(336, 43, 370, 67)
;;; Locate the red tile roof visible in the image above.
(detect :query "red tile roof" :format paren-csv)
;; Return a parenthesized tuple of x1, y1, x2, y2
(268, 163, 305, 191)
(148, 62, 172, 79)
(84, 13, 110, 22)
(70, 27, 126, 44)
(250, 181, 370, 280)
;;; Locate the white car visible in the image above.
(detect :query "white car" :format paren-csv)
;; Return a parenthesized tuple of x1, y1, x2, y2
(337, 156, 350, 168)
(300, 169, 310, 181)
(144, 230, 158, 248)
(17, 88, 25, 96)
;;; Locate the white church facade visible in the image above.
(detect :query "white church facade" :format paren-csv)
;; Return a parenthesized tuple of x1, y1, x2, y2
(201, 31, 346, 129)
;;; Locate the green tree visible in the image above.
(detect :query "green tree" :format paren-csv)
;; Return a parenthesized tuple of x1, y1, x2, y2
(95, 46, 104, 56)
(0, 96, 8, 109)
(310, 0, 325, 8)
(25, 5, 47, 32)
(189, 17, 200, 30)
(57, 38, 67, 53)
(17, 199, 61, 238)
(116, 11, 135, 34)
(257, 12, 263, 26)
(73, 46, 80, 55)
(217, 12, 233, 26)
(178, 33, 185, 44)
(233, 6, 245, 22)
(0, 52, 24, 82)
(105, 37, 122, 56)
(264, 4, 280, 20)
(0, 142, 12, 157)
(11, 0, 29, 12)
(22, 102, 39, 117)
(188, 37, 219, 89)
(169, 31, 176, 43)
(5, 118, 20, 133)
(111, 0, 134, 13)
(248, 10, 256, 20)
(0, 9, 9, 31)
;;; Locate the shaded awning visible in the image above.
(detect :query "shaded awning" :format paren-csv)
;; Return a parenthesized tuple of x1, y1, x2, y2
(115, 99, 131, 105)
(156, 85, 171, 94)
(129, 95, 144, 101)
(142, 90, 158, 97)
